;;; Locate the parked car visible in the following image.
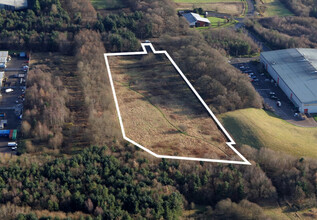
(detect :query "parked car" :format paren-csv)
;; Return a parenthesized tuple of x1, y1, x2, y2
(5, 88, 13, 93)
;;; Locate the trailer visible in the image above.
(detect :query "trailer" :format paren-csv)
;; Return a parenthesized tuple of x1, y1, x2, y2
(12, 129, 17, 140)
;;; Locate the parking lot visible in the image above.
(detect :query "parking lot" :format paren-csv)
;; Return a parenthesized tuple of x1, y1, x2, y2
(231, 59, 317, 127)
(0, 55, 28, 154)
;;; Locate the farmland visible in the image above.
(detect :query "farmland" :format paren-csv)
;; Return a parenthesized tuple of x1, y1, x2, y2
(220, 108, 317, 158)
(174, 0, 245, 16)
(108, 54, 240, 160)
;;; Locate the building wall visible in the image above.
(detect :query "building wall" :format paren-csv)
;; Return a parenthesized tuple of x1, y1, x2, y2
(260, 54, 312, 113)
(302, 103, 317, 114)
(195, 21, 209, 27)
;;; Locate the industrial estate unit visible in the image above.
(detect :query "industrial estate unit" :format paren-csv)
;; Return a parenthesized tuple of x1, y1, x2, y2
(261, 48, 317, 114)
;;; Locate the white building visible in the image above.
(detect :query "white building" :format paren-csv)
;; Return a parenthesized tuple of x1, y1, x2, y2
(0, 0, 28, 10)
(0, 51, 8, 69)
(183, 13, 210, 27)
(261, 48, 317, 114)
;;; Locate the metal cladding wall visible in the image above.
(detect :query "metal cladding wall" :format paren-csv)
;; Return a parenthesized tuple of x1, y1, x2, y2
(303, 103, 317, 113)
(260, 54, 306, 112)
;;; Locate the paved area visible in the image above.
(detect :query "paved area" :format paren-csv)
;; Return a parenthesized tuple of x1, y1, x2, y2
(231, 60, 317, 128)
(0, 55, 28, 155)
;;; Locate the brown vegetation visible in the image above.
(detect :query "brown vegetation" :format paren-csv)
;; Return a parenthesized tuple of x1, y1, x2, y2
(74, 30, 121, 146)
(109, 54, 236, 159)
(23, 65, 70, 151)
(124, 0, 263, 113)
(61, 0, 97, 24)
(279, 0, 317, 17)
(204, 28, 259, 56)
(241, 145, 317, 210)
(246, 16, 317, 49)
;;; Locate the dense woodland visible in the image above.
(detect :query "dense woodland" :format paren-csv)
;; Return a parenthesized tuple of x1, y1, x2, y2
(21, 65, 70, 151)
(1, 143, 317, 219)
(246, 16, 317, 49)
(74, 30, 120, 146)
(204, 29, 259, 57)
(0, 0, 316, 219)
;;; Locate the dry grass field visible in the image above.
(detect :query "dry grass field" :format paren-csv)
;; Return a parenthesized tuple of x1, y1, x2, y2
(108, 54, 240, 160)
(175, 2, 245, 16)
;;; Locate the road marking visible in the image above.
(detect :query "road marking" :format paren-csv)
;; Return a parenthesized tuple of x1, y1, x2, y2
(104, 43, 251, 165)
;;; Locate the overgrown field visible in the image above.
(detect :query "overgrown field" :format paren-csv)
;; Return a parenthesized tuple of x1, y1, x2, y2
(109, 54, 239, 160)
(220, 108, 317, 158)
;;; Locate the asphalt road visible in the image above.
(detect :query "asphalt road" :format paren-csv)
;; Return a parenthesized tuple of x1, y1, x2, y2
(234, 0, 271, 52)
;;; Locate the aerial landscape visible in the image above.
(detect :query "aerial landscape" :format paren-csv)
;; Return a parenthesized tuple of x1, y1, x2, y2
(0, 0, 316, 219)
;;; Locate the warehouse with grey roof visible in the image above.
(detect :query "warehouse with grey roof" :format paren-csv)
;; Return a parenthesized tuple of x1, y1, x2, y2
(261, 48, 317, 114)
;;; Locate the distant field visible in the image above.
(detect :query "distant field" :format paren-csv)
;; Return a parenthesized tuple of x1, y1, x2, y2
(175, 1, 244, 16)
(220, 108, 317, 158)
(90, 0, 126, 9)
(109, 54, 239, 160)
(260, 0, 293, 17)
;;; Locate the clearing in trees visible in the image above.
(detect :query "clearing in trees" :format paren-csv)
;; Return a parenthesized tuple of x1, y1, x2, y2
(105, 44, 249, 164)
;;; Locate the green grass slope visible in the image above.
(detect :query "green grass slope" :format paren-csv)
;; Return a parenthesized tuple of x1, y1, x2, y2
(219, 108, 317, 158)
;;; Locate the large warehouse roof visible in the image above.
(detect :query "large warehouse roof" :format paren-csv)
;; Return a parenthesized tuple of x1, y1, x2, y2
(0, 0, 28, 9)
(261, 48, 317, 104)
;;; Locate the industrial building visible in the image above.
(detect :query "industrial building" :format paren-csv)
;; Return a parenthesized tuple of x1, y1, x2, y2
(0, 51, 8, 69)
(183, 13, 210, 27)
(0, 0, 28, 10)
(261, 48, 317, 114)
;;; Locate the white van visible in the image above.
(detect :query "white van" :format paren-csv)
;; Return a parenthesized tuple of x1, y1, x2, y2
(8, 142, 17, 150)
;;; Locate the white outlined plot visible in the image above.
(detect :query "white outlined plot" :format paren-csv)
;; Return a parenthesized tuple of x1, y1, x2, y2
(104, 43, 251, 165)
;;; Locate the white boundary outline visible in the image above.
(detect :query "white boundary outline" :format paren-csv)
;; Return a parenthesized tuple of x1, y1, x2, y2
(104, 43, 251, 165)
